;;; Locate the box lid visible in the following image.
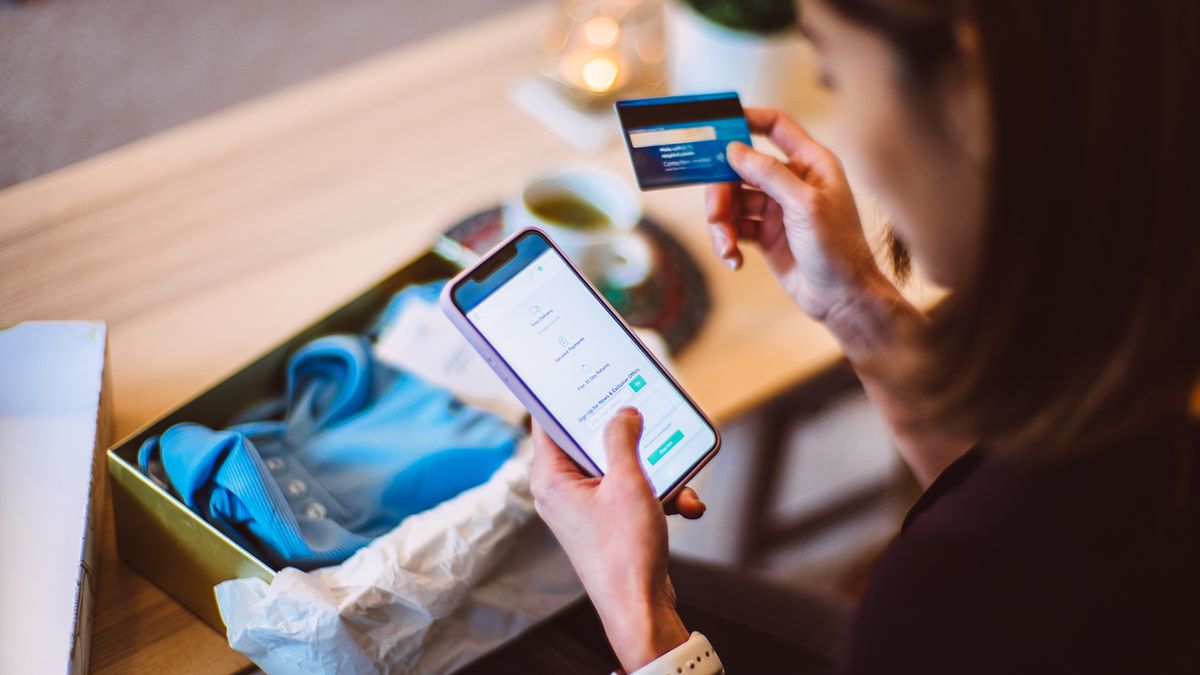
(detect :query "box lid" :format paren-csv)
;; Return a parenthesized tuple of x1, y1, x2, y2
(0, 321, 108, 674)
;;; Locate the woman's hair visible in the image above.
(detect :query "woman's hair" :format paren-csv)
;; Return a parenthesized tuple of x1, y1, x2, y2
(825, 0, 1200, 451)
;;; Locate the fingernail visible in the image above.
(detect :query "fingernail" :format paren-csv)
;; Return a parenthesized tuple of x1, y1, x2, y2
(724, 256, 738, 270)
(709, 225, 729, 256)
(726, 141, 747, 160)
(617, 406, 641, 419)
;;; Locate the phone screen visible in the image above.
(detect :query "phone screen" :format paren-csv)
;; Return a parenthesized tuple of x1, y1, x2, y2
(452, 232, 717, 495)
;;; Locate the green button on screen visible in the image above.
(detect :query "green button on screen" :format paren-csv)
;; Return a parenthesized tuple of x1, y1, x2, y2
(648, 429, 684, 465)
(629, 375, 647, 392)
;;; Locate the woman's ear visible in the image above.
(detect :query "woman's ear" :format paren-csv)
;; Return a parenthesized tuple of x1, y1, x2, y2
(945, 20, 991, 173)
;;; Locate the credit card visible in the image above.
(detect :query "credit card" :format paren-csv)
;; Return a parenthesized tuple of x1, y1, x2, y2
(615, 92, 752, 191)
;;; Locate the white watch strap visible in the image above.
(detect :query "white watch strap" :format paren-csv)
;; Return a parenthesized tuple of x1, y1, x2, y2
(627, 631, 723, 675)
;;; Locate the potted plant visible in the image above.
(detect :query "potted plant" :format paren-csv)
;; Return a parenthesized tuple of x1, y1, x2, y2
(668, 0, 807, 112)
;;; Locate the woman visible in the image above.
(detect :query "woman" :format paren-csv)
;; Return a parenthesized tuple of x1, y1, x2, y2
(468, 0, 1199, 672)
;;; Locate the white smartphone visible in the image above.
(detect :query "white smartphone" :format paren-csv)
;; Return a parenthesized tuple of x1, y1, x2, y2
(439, 227, 720, 502)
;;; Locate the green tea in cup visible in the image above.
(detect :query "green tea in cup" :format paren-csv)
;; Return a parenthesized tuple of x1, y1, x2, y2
(507, 167, 651, 287)
(526, 193, 612, 231)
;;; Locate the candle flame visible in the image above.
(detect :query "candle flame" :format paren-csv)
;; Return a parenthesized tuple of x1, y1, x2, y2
(581, 56, 619, 93)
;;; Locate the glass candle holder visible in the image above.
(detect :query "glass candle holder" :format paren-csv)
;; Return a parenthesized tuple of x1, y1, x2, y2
(537, 0, 665, 108)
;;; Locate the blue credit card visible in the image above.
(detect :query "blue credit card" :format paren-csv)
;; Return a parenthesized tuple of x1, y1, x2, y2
(615, 92, 752, 190)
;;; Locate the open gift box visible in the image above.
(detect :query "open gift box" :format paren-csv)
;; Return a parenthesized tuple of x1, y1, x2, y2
(105, 211, 709, 666)
(106, 251, 462, 630)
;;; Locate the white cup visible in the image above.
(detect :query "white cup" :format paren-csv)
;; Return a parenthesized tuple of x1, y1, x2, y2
(505, 167, 651, 287)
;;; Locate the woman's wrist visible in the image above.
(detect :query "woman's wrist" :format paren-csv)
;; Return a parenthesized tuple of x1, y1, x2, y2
(821, 274, 975, 486)
(820, 269, 921, 368)
(597, 590, 690, 672)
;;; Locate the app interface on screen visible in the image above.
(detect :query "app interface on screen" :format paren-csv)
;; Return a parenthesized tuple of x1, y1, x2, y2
(467, 247, 716, 494)
(616, 92, 752, 190)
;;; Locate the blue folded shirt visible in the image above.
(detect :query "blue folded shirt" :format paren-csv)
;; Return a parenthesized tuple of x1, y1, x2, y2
(140, 329, 520, 570)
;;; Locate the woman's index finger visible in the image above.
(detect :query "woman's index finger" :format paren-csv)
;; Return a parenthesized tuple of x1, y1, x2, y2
(531, 425, 587, 483)
(743, 107, 828, 167)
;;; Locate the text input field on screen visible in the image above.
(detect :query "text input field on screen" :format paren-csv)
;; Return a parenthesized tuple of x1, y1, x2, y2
(587, 384, 635, 430)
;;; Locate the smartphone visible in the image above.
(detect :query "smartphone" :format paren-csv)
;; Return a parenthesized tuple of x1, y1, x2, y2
(439, 228, 720, 502)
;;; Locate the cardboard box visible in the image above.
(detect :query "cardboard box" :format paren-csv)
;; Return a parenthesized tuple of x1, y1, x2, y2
(0, 321, 111, 674)
(105, 252, 457, 630)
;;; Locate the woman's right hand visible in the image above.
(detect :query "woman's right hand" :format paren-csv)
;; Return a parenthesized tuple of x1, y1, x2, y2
(706, 108, 907, 359)
(711, 109, 975, 485)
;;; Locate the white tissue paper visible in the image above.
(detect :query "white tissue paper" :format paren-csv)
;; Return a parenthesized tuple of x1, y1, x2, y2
(215, 441, 584, 674)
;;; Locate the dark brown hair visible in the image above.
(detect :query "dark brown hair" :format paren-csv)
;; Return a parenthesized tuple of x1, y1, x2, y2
(825, 0, 1200, 451)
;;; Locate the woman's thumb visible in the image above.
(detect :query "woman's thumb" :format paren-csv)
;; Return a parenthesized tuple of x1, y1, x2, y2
(603, 407, 646, 479)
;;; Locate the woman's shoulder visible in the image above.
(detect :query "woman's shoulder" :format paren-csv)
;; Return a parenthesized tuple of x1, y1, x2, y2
(844, 420, 1200, 674)
(903, 418, 1200, 545)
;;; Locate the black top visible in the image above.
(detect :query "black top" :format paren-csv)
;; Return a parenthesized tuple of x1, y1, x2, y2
(846, 420, 1200, 674)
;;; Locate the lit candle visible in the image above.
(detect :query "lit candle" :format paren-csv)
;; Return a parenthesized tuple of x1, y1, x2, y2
(581, 55, 619, 92)
(558, 48, 629, 96)
(536, 1, 659, 106)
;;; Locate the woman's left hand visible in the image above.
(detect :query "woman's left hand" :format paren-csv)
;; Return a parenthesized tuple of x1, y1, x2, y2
(530, 407, 706, 672)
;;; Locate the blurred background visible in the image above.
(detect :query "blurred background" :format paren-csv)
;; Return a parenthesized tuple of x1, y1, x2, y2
(0, 0, 528, 188)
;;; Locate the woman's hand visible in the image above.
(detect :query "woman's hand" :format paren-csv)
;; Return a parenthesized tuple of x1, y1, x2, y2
(530, 408, 705, 672)
(709, 108, 974, 485)
(706, 108, 910, 360)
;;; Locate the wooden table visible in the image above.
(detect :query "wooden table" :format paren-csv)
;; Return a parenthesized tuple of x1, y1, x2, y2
(0, 5, 932, 673)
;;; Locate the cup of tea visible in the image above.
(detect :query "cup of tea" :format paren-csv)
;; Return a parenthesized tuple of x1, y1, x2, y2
(505, 167, 651, 287)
